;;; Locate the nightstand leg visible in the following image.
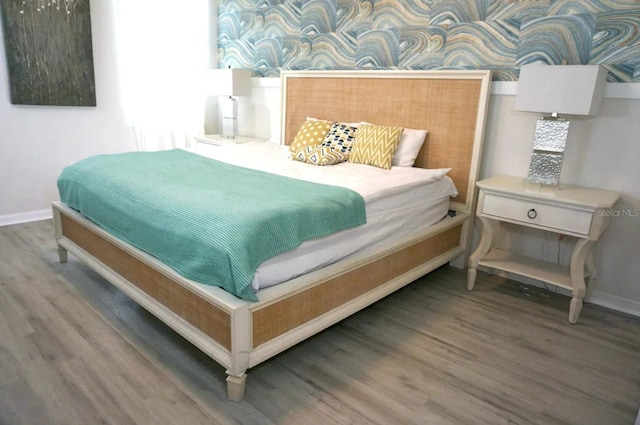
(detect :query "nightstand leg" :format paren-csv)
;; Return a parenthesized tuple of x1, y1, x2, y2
(585, 249, 598, 301)
(467, 217, 495, 291)
(569, 297, 583, 324)
(466, 268, 477, 290)
(568, 239, 594, 324)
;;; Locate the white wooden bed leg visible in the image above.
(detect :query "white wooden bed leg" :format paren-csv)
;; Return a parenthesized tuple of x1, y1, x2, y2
(227, 302, 250, 402)
(53, 206, 67, 264)
(58, 246, 68, 263)
(225, 370, 247, 402)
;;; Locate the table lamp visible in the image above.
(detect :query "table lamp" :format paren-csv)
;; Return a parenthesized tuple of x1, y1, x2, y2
(514, 64, 607, 185)
(209, 68, 252, 139)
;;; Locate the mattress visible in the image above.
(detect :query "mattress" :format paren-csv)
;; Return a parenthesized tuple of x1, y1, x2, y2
(189, 142, 458, 292)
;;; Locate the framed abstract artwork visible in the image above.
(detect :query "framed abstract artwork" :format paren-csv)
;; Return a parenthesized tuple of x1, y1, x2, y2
(0, 0, 96, 106)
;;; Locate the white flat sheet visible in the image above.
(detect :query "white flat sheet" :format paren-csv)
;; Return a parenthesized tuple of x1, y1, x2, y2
(188, 142, 458, 291)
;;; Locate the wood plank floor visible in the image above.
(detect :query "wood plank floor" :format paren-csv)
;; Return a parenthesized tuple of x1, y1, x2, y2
(1, 219, 639, 425)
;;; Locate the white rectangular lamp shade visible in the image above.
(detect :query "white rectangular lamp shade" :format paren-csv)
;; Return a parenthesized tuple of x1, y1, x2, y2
(208, 68, 252, 97)
(515, 64, 607, 185)
(514, 64, 607, 116)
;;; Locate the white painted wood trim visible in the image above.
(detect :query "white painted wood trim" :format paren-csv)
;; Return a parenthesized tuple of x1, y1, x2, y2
(229, 303, 251, 375)
(282, 69, 494, 80)
(588, 290, 640, 318)
(490, 81, 517, 96)
(249, 246, 465, 367)
(252, 77, 279, 88)
(54, 201, 466, 315)
(491, 81, 640, 99)
(57, 236, 235, 370)
(258, 78, 640, 100)
(464, 70, 492, 215)
(605, 82, 640, 99)
(254, 213, 468, 305)
(53, 202, 245, 312)
(0, 209, 53, 227)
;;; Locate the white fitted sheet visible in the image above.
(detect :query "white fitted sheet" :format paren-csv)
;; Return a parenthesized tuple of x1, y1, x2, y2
(188, 142, 458, 291)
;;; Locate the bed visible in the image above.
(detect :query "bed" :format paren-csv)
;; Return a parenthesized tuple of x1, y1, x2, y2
(52, 70, 491, 401)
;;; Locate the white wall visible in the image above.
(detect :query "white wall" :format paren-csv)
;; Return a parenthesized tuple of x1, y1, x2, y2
(239, 78, 640, 316)
(0, 0, 136, 225)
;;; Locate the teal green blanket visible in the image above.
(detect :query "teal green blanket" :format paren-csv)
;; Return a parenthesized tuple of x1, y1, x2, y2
(58, 149, 366, 301)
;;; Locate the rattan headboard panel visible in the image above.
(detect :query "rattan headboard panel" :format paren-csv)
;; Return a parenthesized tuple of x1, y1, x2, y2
(281, 71, 491, 209)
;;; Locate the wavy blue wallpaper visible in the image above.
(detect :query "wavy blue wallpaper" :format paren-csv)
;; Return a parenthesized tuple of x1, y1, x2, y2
(217, 0, 640, 81)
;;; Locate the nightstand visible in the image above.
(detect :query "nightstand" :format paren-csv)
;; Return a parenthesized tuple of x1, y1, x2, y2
(194, 134, 266, 146)
(467, 175, 620, 324)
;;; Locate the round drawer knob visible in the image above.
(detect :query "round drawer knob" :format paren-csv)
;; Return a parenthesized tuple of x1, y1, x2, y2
(527, 208, 537, 219)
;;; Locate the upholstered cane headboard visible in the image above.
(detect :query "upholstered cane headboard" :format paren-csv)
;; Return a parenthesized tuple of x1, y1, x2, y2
(280, 70, 491, 213)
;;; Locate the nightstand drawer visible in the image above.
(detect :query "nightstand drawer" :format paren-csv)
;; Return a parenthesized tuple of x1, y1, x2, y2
(482, 193, 593, 235)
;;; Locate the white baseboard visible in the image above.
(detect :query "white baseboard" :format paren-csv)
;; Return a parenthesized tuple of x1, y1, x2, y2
(588, 291, 640, 318)
(0, 209, 53, 227)
(480, 267, 640, 318)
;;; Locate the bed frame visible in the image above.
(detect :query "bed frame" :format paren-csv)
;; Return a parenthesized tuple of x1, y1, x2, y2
(52, 70, 491, 401)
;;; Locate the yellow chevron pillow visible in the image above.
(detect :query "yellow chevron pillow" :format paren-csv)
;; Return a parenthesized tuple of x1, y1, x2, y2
(348, 124, 403, 169)
(289, 119, 333, 155)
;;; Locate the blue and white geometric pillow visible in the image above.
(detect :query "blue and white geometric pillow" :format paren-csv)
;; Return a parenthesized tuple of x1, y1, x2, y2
(321, 122, 358, 154)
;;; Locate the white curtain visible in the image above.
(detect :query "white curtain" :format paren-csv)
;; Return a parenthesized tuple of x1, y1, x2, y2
(114, 1, 210, 151)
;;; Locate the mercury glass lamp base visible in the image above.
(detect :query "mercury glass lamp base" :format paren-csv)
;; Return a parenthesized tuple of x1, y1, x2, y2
(527, 117, 570, 186)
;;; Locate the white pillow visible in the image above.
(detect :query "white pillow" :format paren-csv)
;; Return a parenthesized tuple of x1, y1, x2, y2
(307, 116, 361, 128)
(393, 128, 428, 167)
